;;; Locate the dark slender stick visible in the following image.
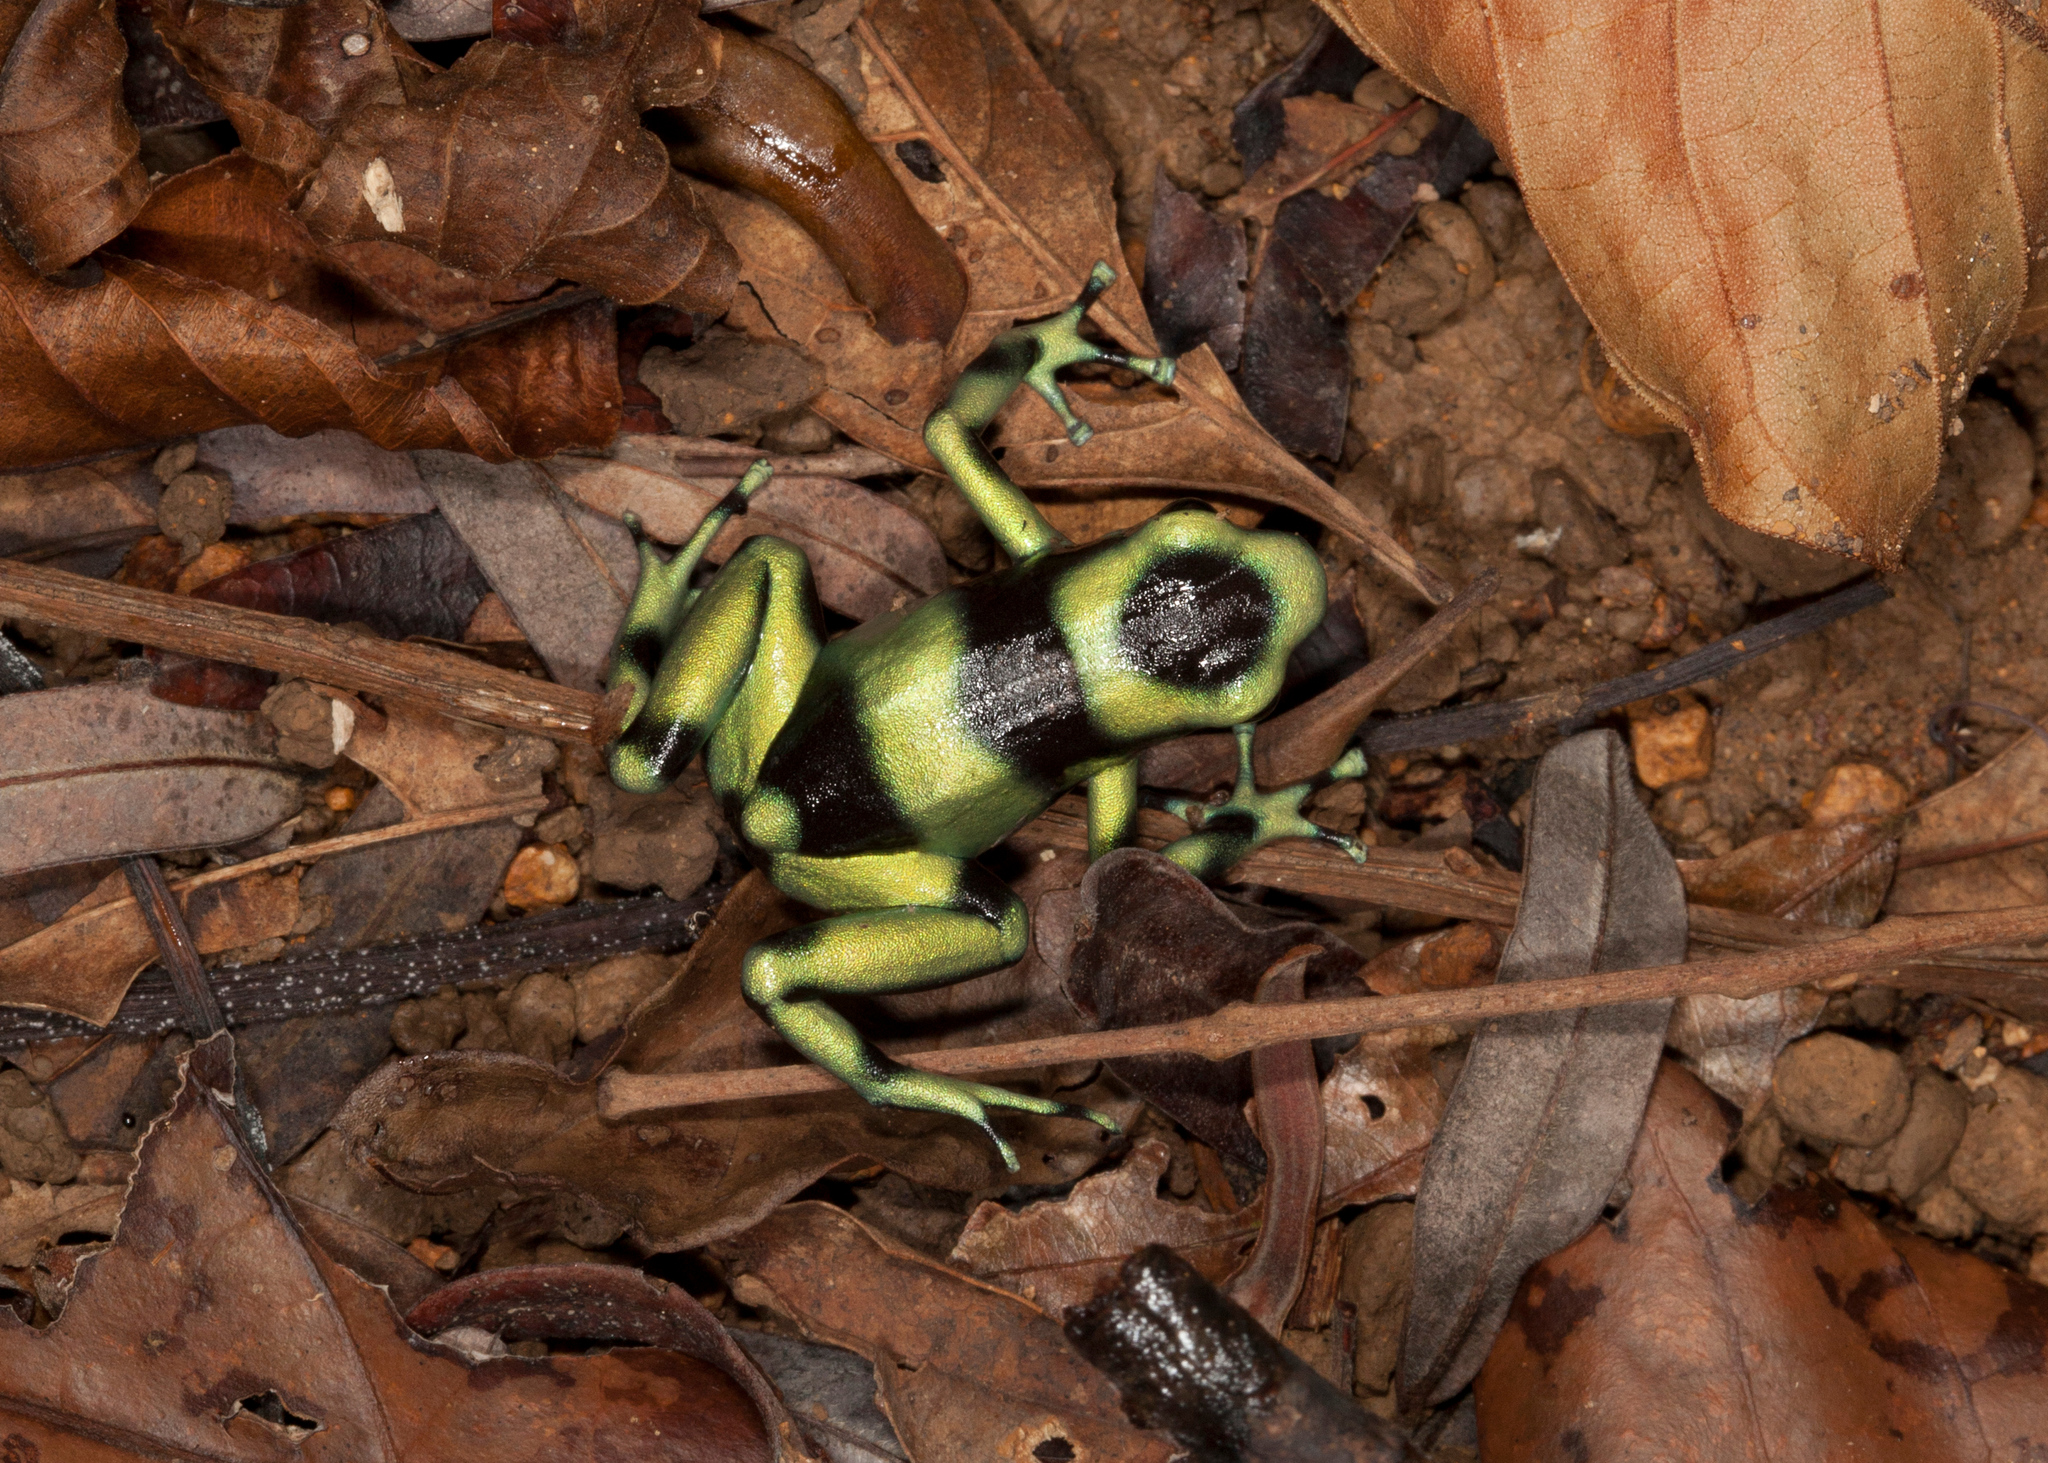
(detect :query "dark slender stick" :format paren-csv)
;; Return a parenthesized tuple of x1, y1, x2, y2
(1356, 578, 1893, 754)
(0, 890, 723, 1047)
(122, 853, 267, 1158)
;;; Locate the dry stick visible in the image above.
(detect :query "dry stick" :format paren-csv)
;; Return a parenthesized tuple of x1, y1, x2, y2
(599, 902, 2048, 1117)
(0, 559, 620, 744)
(9, 797, 550, 959)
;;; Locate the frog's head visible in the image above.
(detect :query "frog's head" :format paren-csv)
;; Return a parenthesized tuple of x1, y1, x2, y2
(1060, 501, 1327, 740)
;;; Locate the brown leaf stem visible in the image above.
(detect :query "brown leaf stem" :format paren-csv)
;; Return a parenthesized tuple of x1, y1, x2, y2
(1225, 946, 1326, 1334)
(598, 901, 2048, 1116)
(0, 559, 617, 744)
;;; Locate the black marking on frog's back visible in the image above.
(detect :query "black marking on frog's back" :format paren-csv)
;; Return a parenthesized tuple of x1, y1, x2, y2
(1118, 550, 1274, 689)
(954, 546, 1118, 790)
(757, 674, 913, 858)
(621, 627, 666, 682)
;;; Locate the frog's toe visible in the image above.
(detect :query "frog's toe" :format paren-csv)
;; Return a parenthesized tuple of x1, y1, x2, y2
(1317, 828, 1369, 865)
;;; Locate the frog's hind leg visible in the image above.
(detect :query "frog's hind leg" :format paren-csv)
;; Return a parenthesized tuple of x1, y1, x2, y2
(742, 850, 1119, 1171)
(608, 521, 821, 798)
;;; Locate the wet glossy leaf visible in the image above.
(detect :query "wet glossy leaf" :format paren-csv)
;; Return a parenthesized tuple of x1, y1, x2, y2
(1400, 729, 1688, 1408)
(1476, 1062, 2048, 1461)
(1321, 0, 2048, 564)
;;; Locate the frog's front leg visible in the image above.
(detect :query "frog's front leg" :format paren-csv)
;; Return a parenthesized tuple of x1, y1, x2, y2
(923, 260, 1175, 563)
(1158, 725, 1369, 881)
(607, 467, 821, 797)
(741, 849, 1119, 1171)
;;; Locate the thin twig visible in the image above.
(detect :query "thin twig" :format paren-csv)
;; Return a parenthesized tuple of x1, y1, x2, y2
(0, 559, 620, 744)
(597, 901, 2048, 1116)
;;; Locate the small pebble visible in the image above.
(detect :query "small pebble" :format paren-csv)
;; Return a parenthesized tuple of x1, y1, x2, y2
(502, 842, 580, 911)
(1946, 1063, 2048, 1231)
(1772, 1032, 1910, 1147)
(1628, 692, 1713, 788)
(506, 973, 576, 1065)
(324, 785, 359, 813)
(571, 951, 670, 1043)
(1806, 762, 1909, 827)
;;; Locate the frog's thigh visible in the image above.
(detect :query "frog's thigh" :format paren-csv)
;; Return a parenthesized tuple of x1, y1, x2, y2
(746, 852, 1027, 1005)
(616, 534, 820, 797)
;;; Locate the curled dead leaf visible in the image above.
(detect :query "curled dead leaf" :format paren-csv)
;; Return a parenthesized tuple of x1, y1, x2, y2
(1320, 0, 2048, 564)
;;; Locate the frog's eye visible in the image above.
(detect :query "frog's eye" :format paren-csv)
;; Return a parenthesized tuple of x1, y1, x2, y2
(1158, 498, 1218, 517)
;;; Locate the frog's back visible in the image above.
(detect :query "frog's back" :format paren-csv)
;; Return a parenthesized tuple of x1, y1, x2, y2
(749, 511, 1320, 861)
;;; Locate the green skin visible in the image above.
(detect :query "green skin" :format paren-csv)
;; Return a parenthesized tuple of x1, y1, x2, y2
(606, 262, 1366, 1170)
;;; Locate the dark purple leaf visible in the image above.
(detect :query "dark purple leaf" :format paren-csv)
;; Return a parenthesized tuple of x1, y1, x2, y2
(1142, 168, 1247, 369)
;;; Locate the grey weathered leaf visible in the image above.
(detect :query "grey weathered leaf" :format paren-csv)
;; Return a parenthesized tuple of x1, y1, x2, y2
(0, 681, 299, 877)
(415, 451, 639, 691)
(1398, 729, 1687, 1409)
(194, 425, 434, 523)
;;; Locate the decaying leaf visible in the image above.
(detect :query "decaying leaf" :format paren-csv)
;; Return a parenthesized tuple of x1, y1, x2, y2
(0, 1033, 788, 1461)
(1476, 1062, 2048, 1460)
(1401, 729, 1688, 1409)
(1671, 813, 1899, 1110)
(193, 426, 435, 523)
(719, 1201, 1179, 1463)
(707, 0, 1447, 597)
(1890, 727, 2048, 915)
(0, 450, 158, 561)
(949, 1139, 1253, 1314)
(0, 680, 299, 878)
(151, 512, 492, 708)
(415, 454, 637, 692)
(0, 0, 148, 272)
(1141, 168, 1247, 369)
(1319, 0, 2048, 564)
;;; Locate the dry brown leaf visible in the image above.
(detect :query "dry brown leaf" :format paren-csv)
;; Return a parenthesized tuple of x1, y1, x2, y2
(949, 1139, 1254, 1314)
(0, 156, 618, 470)
(0, 451, 158, 558)
(709, 0, 1447, 597)
(1475, 1062, 2048, 1460)
(0, 1034, 784, 1462)
(1890, 729, 2048, 915)
(342, 700, 544, 817)
(0, 867, 301, 1026)
(289, 0, 734, 309)
(1321, 0, 2048, 564)
(719, 1201, 1180, 1463)
(0, 0, 147, 272)
(0, 1176, 125, 1268)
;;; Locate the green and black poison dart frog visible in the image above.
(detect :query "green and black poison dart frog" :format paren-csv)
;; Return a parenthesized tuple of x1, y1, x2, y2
(605, 262, 1367, 1169)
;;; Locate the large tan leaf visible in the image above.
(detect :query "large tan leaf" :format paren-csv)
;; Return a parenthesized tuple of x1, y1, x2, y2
(1319, 0, 2048, 565)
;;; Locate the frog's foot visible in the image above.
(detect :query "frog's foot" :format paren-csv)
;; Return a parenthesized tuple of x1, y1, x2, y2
(1016, 261, 1177, 447)
(855, 1063, 1121, 1173)
(1161, 725, 1369, 878)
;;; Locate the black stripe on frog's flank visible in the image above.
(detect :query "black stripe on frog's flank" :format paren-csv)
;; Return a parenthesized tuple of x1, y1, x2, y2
(954, 551, 1117, 789)
(759, 678, 914, 859)
(621, 627, 667, 683)
(1118, 551, 1275, 690)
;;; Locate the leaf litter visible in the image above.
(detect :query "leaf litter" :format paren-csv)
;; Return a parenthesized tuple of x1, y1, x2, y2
(0, 0, 2046, 1458)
